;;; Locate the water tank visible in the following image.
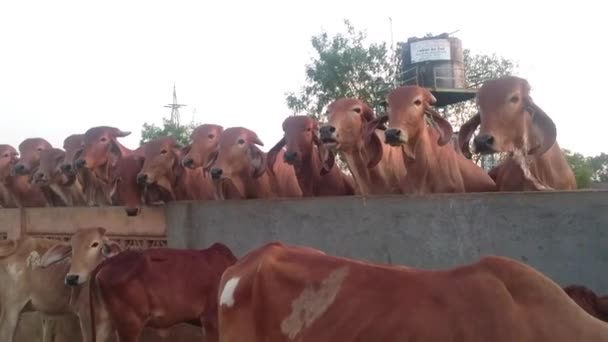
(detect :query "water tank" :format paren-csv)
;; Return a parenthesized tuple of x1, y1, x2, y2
(400, 33, 465, 89)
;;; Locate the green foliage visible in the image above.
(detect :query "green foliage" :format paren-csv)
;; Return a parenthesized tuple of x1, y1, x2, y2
(140, 118, 198, 146)
(563, 150, 608, 188)
(285, 19, 395, 120)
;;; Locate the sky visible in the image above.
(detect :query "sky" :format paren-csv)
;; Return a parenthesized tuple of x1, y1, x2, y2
(0, 0, 605, 156)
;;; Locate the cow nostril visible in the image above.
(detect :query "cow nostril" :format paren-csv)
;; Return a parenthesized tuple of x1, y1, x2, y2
(182, 157, 193, 167)
(75, 159, 86, 169)
(210, 168, 223, 180)
(65, 274, 79, 286)
(14, 164, 26, 174)
(136, 173, 148, 185)
(474, 134, 495, 153)
(284, 152, 298, 162)
(35, 173, 44, 180)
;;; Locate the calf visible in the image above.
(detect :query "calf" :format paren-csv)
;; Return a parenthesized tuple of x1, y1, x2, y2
(181, 123, 224, 171)
(267, 116, 355, 197)
(458, 76, 576, 190)
(382, 86, 496, 193)
(564, 285, 608, 323)
(218, 242, 608, 342)
(208, 127, 302, 199)
(318, 98, 408, 195)
(75, 126, 133, 205)
(89, 243, 238, 342)
(110, 151, 162, 216)
(136, 137, 214, 201)
(5, 138, 51, 207)
(0, 145, 19, 208)
(0, 227, 121, 342)
(33, 148, 87, 206)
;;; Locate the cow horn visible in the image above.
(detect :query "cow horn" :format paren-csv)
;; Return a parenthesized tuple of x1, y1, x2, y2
(252, 135, 264, 146)
(112, 129, 131, 138)
(266, 137, 286, 176)
(458, 113, 481, 159)
(424, 108, 453, 146)
(525, 96, 556, 156)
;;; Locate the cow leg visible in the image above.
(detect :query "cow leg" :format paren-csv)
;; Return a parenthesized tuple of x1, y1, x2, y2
(41, 315, 58, 342)
(114, 314, 143, 342)
(0, 306, 22, 342)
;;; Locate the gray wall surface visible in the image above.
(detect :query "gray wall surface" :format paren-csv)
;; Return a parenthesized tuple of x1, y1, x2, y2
(167, 191, 608, 292)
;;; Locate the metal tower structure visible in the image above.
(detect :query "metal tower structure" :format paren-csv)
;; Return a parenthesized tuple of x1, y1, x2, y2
(164, 83, 187, 126)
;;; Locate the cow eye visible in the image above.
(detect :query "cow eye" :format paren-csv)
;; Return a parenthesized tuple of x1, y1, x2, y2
(306, 127, 312, 132)
(237, 139, 245, 145)
(91, 242, 99, 248)
(414, 99, 422, 106)
(510, 95, 519, 103)
(352, 107, 362, 114)
(100, 137, 108, 143)
(160, 149, 168, 155)
(3, 153, 8, 158)
(37, 147, 43, 151)
(208, 134, 215, 139)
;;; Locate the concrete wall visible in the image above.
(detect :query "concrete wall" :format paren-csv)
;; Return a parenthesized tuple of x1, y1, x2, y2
(167, 190, 608, 292)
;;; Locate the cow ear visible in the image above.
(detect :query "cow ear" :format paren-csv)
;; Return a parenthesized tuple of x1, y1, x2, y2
(424, 108, 453, 146)
(363, 115, 388, 168)
(39, 244, 72, 268)
(247, 144, 267, 178)
(266, 137, 286, 177)
(101, 240, 121, 258)
(458, 113, 481, 159)
(525, 96, 556, 156)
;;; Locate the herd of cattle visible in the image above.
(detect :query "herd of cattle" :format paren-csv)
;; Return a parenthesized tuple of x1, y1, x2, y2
(0, 76, 577, 213)
(0, 74, 601, 342)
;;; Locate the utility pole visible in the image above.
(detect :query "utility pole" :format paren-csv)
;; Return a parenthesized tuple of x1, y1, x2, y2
(164, 83, 187, 127)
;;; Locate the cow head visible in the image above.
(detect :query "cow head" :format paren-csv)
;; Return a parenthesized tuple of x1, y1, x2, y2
(319, 98, 385, 169)
(208, 127, 265, 194)
(32, 148, 67, 186)
(76, 126, 131, 170)
(564, 285, 608, 322)
(39, 227, 121, 286)
(136, 137, 183, 198)
(384, 86, 453, 158)
(61, 134, 84, 178)
(0, 145, 19, 180)
(13, 138, 53, 176)
(458, 76, 556, 158)
(109, 153, 147, 216)
(267, 116, 332, 175)
(181, 124, 223, 172)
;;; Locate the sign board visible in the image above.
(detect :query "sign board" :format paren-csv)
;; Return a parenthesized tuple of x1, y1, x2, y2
(410, 39, 451, 63)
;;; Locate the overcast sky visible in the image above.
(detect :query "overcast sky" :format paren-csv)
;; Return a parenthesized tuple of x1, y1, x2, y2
(0, 0, 604, 156)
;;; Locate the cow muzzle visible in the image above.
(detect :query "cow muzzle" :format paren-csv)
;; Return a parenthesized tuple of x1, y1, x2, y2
(75, 158, 86, 169)
(65, 274, 81, 286)
(13, 163, 28, 175)
(210, 167, 223, 180)
(33, 171, 47, 184)
(136, 173, 149, 185)
(60, 163, 73, 174)
(473, 134, 496, 154)
(384, 128, 407, 146)
(319, 125, 338, 147)
(283, 151, 298, 164)
(181, 157, 194, 168)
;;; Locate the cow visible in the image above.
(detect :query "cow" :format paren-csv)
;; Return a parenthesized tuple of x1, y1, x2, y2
(33, 148, 87, 206)
(88, 243, 238, 342)
(75, 126, 133, 205)
(0, 227, 121, 342)
(458, 76, 576, 191)
(318, 98, 408, 195)
(208, 127, 303, 199)
(181, 123, 224, 172)
(267, 116, 355, 197)
(218, 241, 608, 342)
(0, 144, 19, 208)
(381, 86, 496, 193)
(564, 285, 608, 323)
(136, 137, 215, 201)
(61, 134, 98, 206)
(5, 138, 52, 207)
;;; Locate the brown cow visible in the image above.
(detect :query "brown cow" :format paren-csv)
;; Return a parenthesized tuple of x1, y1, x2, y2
(267, 116, 355, 197)
(88, 243, 238, 342)
(382, 86, 496, 193)
(33, 148, 87, 206)
(208, 127, 303, 199)
(458, 76, 576, 191)
(136, 137, 214, 201)
(218, 242, 608, 342)
(318, 99, 408, 195)
(5, 138, 51, 207)
(564, 285, 608, 323)
(0, 227, 121, 342)
(75, 126, 133, 205)
(181, 123, 224, 171)
(0, 145, 19, 208)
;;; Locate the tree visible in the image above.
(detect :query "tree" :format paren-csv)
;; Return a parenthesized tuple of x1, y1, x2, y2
(563, 150, 608, 188)
(140, 118, 198, 146)
(285, 19, 395, 121)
